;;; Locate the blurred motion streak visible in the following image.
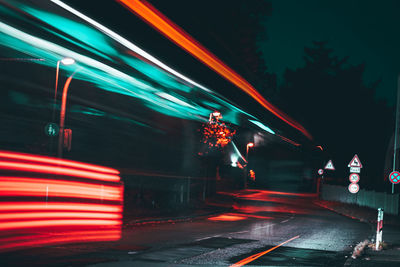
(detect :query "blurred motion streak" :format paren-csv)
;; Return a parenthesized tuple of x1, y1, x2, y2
(118, 0, 312, 139)
(0, 151, 119, 174)
(0, 177, 122, 200)
(0, 162, 120, 182)
(0, 150, 123, 252)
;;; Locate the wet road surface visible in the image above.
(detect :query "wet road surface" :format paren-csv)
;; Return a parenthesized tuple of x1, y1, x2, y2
(0, 190, 372, 266)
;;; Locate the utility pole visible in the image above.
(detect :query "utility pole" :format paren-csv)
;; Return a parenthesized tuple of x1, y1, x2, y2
(393, 74, 400, 194)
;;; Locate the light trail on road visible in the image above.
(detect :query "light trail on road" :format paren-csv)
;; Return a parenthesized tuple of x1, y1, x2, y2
(230, 235, 300, 267)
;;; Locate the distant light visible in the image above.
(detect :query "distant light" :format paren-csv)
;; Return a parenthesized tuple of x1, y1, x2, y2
(247, 142, 254, 148)
(249, 120, 275, 135)
(317, 145, 323, 151)
(61, 57, 75, 65)
(212, 111, 221, 117)
(230, 154, 239, 167)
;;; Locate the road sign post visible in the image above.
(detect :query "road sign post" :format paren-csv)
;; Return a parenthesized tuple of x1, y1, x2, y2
(392, 74, 400, 194)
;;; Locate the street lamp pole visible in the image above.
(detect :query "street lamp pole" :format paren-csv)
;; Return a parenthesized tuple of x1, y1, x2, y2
(244, 142, 254, 189)
(57, 70, 78, 158)
(50, 58, 75, 155)
(52, 58, 75, 120)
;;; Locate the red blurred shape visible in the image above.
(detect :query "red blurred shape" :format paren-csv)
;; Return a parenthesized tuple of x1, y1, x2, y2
(0, 177, 123, 201)
(0, 161, 120, 182)
(0, 202, 122, 212)
(0, 150, 123, 252)
(0, 151, 119, 174)
(118, 0, 312, 140)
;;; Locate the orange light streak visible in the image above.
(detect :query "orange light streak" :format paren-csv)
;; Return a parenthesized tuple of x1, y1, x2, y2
(0, 161, 120, 182)
(208, 213, 247, 221)
(230, 235, 300, 267)
(0, 151, 119, 174)
(0, 177, 123, 201)
(118, 0, 312, 139)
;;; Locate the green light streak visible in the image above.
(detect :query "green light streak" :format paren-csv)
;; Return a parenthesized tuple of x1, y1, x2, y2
(249, 119, 275, 135)
(0, 2, 261, 127)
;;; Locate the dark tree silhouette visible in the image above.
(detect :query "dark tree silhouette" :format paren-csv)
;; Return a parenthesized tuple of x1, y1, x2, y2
(278, 41, 394, 190)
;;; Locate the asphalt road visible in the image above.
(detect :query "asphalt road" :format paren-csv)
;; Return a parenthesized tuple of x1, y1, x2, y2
(0, 190, 372, 267)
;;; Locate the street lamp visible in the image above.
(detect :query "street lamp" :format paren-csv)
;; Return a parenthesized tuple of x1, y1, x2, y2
(244, 142, 255, 189)
(57, 69, 79, 158)
(50, 57, 75, 155)
(246, 142, 254, 157)
(54, 57, 75, 102)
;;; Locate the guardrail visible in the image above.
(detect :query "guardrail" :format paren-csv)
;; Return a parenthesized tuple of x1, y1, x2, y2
(321, 184, 399, 215)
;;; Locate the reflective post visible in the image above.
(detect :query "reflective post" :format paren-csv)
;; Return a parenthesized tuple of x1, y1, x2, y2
(375, 208, 384, 250)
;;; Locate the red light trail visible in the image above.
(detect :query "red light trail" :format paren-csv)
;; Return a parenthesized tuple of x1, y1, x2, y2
(0, 151, 119, 174)
(117, 0, 312, 140)
(0, 161, 120, 182)
(0, 150, 123, 252)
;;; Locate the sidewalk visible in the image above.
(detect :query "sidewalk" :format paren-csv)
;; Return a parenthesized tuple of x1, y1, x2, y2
(314, 199, 400, 266)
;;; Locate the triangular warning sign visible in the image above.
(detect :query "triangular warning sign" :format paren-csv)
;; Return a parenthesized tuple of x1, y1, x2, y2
(324, 160, 335, 170)
(348, 154, 362, 168)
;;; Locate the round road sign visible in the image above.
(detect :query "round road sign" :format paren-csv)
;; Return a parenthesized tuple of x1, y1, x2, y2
(349, 173, 360, 183)
(389, 171, 400, 184)
(318, 169, 324, 175)
(348, 183, 359, 194)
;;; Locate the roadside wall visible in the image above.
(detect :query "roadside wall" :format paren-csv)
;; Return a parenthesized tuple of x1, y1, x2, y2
(321, 184, 399, 215)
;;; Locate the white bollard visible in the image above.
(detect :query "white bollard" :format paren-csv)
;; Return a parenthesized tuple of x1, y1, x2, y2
(375, 208, 384, 250)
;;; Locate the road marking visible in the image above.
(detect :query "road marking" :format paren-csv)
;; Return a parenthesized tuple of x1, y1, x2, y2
(281, 219, 290, 223)
(230, 235, 300, 267)
(194, 235, 220, 242)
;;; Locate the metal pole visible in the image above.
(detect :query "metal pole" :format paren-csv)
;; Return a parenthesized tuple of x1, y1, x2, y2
(393, 74, 400, 194)
(57, 71, 77, 158)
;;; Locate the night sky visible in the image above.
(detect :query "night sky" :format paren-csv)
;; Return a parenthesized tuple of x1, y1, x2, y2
(259, 0, 400, 105)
